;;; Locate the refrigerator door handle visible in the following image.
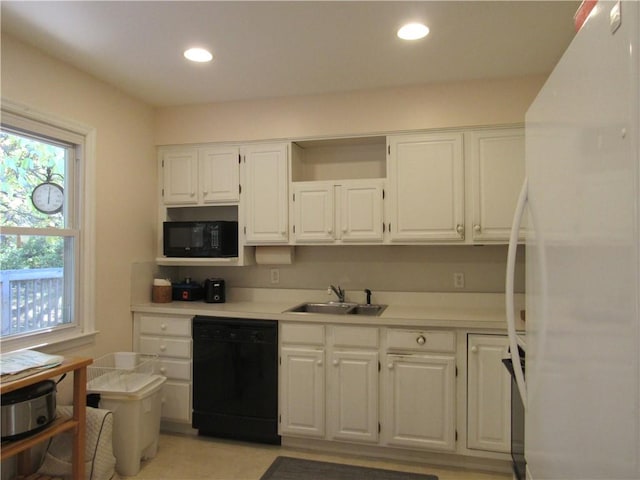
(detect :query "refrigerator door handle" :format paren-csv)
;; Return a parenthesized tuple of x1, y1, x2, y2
(506, 177, 528, 410)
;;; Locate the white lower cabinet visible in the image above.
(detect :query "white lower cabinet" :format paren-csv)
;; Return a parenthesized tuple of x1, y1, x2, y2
(280, 323, 458, 453)
(133, 313, 193, 424)
(327, 326, 379, 444)
(280, 346, 325, 437)
(467, 334, 511, 453)
(383, 354, 456, 451)
(279, 323, 326, 437)
(382, 328, 457, 452)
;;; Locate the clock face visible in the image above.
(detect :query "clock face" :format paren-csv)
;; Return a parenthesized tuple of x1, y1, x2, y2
(31, 182, 64, 214)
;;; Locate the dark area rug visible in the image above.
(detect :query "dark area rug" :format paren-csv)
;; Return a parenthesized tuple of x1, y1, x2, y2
(260, 456, 439, 480)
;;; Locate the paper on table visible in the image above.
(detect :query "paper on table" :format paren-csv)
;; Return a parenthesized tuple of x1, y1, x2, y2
(0, 350, 64, 381)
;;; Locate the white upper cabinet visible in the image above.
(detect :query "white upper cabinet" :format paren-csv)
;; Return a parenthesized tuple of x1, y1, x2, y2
(340, 181, 384, 242)
(292, 179, 384, 244)
(467, 128, 525, 242)
(199, 146, 240, 204)
(162, 149, 199, 205)
(293, 182, 335, 243)
(162, 147, 240, 205)
(387, 132, 465, 242)
(242, 142, 289, 244)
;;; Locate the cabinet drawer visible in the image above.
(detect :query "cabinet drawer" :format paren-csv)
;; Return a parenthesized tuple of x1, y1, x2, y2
(281, 323, 325, 345)
(161, 380, 191, 423)
(139, 315, 192, 337)
(386, 329, 455, 353)
(158, 358, 192, 381)
(331, 326, 378, 348)
(139, 336, 192, 358)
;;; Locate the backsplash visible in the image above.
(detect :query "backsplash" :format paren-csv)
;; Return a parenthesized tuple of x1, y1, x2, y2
(132, 245, 525, 301)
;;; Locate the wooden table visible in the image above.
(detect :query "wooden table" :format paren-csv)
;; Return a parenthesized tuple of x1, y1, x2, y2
(1, 356, 93, 479)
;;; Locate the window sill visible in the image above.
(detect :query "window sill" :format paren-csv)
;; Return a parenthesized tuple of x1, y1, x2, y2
(1, 330, 98, 355)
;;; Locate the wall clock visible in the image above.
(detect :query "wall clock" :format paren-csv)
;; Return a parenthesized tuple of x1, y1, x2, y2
(31, 167, 64, 215)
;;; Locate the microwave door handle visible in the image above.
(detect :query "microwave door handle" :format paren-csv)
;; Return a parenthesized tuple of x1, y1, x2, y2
(506, 177, 527, 410)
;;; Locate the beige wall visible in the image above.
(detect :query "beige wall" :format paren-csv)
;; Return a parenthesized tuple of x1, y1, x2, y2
(1, 33, 157, 365)
(155, 75, 544, 145)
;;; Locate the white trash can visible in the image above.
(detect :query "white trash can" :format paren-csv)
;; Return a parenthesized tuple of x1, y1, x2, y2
(87, 353, 166, 476)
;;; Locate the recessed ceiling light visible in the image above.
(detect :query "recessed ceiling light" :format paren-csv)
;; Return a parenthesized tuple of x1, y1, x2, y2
(397, 23, 429, 40)
(184, 48, 213, 63)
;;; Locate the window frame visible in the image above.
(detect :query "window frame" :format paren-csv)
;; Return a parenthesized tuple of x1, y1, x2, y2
(1, 101, 97, 352)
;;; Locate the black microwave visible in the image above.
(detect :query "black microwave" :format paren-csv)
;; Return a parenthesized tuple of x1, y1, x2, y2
(163, 221, 238, 258)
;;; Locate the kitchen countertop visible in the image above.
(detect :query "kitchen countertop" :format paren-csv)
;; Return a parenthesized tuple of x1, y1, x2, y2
(131, 288, 526, 331)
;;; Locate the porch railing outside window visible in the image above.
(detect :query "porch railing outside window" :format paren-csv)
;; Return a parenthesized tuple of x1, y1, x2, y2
(0, 268, 64, 336)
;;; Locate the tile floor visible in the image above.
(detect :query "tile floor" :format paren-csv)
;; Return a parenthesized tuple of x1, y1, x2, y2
(123, 433, 512, 480)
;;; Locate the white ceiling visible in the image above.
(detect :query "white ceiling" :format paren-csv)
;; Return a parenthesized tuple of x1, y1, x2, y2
(1, 1, 579, 107)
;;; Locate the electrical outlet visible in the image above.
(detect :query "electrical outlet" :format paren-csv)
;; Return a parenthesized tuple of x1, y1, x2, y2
(453, 272, 465, 289)
(270, 269, 280, 284)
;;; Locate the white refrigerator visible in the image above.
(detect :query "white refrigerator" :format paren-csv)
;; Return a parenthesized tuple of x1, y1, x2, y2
(506, 1, 640, 479)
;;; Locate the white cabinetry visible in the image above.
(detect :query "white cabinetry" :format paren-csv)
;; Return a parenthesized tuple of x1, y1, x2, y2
(467, 334, 511, 453)
(157, 145, 249, 266)
(340, 181, 385, 242)
(467, 128, 525, 242)
(242, 143, 289, 244)
(382, 328, 456, 451)
(292, 180, 384, 243)
(280, 322, 459, 454)
(133, 313, 193, 426)
(161, 147, 239, 205)
(162, 149, 198, 205)
(279, 323, 325, 438)
(292, 182, 334, 243)
(327, 326, 379, 444)
(387, 133, 465, 242)
(199, 146, 240, 204)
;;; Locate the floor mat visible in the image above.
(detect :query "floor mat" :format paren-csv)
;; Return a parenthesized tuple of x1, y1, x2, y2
(260, 456, 439, 480)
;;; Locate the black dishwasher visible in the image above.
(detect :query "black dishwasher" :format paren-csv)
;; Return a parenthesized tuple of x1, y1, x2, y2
(192, 316, 280, 444)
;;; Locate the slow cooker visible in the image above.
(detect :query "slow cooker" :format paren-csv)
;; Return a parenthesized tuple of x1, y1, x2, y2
(1, 379, 56, 440)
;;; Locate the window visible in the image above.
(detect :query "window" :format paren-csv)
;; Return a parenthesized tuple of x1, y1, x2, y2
(1, 105, 95, 351)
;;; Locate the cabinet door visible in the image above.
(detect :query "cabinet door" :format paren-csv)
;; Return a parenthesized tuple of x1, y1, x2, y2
(161, 380, 191, 423)
(243, 143, 289, 244)
(383, 353, 456, 451)
(340, 181, 384, 242)
(467, 334, 511, 453)
(293, 182, 335, 243)
(279, 347, 325, 438)
(387, 133, 464, 242)
(200, 146, 240, 204)
(468, 129, 525, 242)
(162, 150, 199, 205)
(327, 350, 379, 444)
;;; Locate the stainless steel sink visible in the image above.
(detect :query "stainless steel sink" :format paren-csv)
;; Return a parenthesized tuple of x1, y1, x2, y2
(349, 304, 387, 316)
(285, 302, 387, 316)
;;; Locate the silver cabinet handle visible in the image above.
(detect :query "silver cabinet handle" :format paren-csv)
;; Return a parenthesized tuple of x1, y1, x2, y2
(416, 335, 426, 345)
(474, 224, 481, 232)
(456, 224, 464, 236)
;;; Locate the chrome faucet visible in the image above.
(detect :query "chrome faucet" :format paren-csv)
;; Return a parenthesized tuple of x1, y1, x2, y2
(329, 285, 345, 303)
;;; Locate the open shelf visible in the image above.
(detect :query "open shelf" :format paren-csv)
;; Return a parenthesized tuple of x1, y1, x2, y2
(291, 135, 387, 182)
